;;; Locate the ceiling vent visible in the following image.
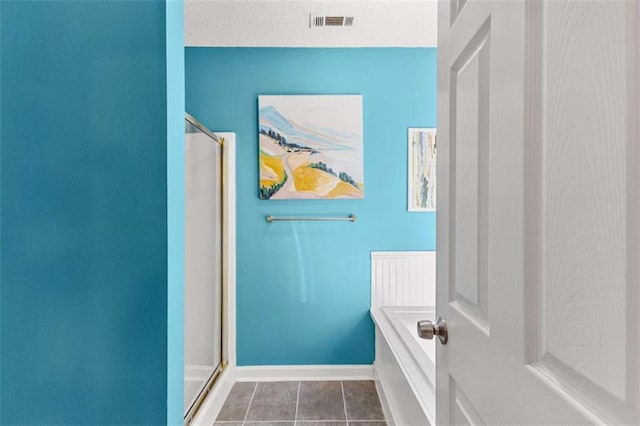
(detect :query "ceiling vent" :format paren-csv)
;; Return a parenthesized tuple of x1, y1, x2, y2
(310, 13, 355, 28)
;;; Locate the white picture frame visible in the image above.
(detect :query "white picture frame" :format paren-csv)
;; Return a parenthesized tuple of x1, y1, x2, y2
(408, 128, 437, 212)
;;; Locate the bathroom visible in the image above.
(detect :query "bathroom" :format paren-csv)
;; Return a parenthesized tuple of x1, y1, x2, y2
(1, 1, 638, 425)
(182, 1, 437, 423)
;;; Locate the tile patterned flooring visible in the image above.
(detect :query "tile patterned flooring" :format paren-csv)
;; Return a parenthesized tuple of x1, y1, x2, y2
(214, 381, 387, 426)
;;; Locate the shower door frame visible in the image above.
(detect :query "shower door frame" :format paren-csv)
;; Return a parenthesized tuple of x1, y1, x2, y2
(184, 113, 226, 424)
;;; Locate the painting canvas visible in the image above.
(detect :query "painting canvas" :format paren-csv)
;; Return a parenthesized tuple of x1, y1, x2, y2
(258, 95, 364, 200)
(408, 128, 437, 211)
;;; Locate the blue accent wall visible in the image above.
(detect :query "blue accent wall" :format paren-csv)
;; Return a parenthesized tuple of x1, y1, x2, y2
(185, 48, 437, 366)
(166, 0, 186, 423)
(0, 0, 3, 418)
(1, 1, 181, 423)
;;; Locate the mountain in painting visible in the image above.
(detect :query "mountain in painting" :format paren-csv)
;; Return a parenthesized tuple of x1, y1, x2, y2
(259, 105, 352, 152)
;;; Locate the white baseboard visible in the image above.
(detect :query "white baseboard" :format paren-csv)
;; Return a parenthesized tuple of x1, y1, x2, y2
(235, 365, 374, 382)
(191, 364, 236, 426)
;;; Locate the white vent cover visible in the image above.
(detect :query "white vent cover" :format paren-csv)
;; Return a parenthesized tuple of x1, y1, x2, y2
(310, 13, 355, 28)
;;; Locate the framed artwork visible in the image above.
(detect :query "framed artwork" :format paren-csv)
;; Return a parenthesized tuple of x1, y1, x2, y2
(258, 95, 364, 200)
(408, 128, 437, 211)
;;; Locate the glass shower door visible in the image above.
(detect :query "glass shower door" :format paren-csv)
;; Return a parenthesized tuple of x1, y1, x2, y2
(184, 114, 223, 419)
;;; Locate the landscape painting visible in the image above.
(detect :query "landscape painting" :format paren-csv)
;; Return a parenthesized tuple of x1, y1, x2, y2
(258, 95, 364, 200)
(408, 128, 437, 211)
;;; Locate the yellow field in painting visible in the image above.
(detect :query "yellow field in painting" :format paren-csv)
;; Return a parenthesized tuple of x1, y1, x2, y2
(259, 151, 285, 187)
(325, 181, 363, 198)
(293, 166, 364, 198)
(293, 167, 334, 192)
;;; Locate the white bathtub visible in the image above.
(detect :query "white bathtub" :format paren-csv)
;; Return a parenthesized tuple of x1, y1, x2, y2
(371, 306, 436, 426)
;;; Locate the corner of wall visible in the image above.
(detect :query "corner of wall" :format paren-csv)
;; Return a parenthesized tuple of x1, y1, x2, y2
(166, 0, 185, 424)
(0, 0, 3, 419)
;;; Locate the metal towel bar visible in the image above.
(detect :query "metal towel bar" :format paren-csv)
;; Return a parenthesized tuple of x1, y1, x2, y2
(265, 214, 357, 223)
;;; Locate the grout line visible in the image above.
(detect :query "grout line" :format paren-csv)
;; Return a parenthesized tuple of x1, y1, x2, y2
(294, 381, 301, 426)
(242, 382, 259, 425)
(236, 422, 307, 424)
(233, 422, 309, 424)
(341, 381, 349, 423)
(231, 421, 351, 424)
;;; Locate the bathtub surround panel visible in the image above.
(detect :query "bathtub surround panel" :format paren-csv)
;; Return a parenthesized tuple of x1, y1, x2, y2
(185, 48, 437, 366)
(374, 327, 432, 426)
(371, 251, 436, 309)
(1, 1, 184, 424)
(371, 307, 436, 425)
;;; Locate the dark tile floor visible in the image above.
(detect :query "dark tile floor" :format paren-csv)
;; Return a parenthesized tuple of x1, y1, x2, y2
(214, 380, 386, 426)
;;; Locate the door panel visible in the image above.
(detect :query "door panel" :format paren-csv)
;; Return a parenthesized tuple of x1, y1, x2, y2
(450, 377, 483, 426)
(451, 16, 491, 328)
(525, 1, 639, 421)
(450, 0, 468, 26)
(437, 0, 640, 424)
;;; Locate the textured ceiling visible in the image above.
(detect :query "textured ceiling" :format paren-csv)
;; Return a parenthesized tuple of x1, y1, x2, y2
(185, 1, 437, 47)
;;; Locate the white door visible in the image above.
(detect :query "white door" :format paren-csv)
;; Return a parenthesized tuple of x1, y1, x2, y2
(436, 0, 639, 424)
